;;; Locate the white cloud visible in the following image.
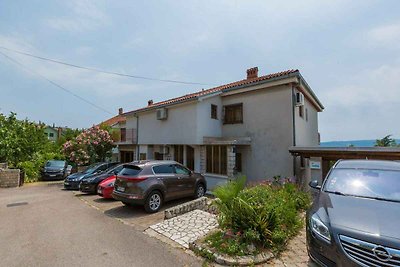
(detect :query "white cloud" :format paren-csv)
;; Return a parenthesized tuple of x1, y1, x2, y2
(319, 62, 400, 140)
(45, 0, 110, 32)
(367, 21, 400, 47)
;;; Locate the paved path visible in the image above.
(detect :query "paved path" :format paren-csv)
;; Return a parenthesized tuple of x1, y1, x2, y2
(267, 227, 318, 267)
(0, 183, 201, 267)
(150, 209, 218, 248)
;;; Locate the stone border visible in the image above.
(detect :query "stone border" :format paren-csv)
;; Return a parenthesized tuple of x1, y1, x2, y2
(164, 197, 207, 219)
(189, 231, 274, 266)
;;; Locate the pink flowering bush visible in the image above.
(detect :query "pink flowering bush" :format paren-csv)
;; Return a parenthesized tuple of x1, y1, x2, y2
(62, 125, 114, 166)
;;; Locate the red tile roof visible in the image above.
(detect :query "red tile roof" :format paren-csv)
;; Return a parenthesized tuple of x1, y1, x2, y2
(126, 69, 321, 114)
(99, 115, 126, 127)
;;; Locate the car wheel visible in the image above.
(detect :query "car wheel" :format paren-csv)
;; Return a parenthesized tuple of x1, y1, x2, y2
(144, 191, 163, 213)
(195, 184, 205, 198)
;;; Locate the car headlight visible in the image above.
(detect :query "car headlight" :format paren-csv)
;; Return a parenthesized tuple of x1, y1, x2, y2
(311, 214, 331, 242)
(107, 182, 114, 187)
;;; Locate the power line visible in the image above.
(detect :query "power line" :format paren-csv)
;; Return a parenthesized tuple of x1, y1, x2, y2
(0, 50, 114, 115)
(0, 45, 212, 86)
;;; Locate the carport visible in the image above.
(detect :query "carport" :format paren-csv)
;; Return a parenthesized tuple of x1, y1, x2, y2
(289, 146, 400, 184)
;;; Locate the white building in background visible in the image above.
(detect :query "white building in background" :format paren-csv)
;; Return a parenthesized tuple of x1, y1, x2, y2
(119, 67, 324, 189)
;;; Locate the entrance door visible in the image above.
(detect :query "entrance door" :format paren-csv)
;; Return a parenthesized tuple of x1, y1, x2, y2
(186, 146, 194, 171)
(121, 151, 134, 163)
(154, 152, 163, 160)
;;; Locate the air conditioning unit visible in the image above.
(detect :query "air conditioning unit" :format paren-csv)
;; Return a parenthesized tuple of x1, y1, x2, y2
(156, 108, 168, 120)
(295, 92, 305, 106)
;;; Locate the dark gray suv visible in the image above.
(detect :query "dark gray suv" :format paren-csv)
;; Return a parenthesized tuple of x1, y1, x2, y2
(112, 160, 207, 213)
(307, 159, 400, 267)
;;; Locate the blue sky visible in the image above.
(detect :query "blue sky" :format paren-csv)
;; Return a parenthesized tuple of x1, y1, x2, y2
(1, 0, 400, 141)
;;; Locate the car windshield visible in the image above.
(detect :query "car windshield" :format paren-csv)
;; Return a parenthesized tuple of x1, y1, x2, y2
(46, 160, 65, 168)
(83, 163, 102, 174)
(324, 168, 400, 202)
(106, 164, 123, 174)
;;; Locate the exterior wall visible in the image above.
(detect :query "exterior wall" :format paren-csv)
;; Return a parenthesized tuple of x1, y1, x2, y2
(196, 96, 222, 142)
(294, 91, 319, 146)
(221, 84, 294, 181)
(0, 168, 20, 188)
(125, 114, 137, 130)
(44, 127, 58, 142)
(138, 102, 198, 145)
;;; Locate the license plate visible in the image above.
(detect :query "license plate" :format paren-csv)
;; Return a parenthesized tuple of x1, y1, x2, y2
(64, 182, 69, 185)
(117, 186, 125, 192)
(49, 174, 56, 177)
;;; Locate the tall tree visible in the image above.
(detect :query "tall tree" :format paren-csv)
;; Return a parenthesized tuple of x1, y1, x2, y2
(375, 135, 397, 147)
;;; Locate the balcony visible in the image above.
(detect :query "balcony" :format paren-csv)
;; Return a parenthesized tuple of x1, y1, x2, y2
(112, 128, 137, 144)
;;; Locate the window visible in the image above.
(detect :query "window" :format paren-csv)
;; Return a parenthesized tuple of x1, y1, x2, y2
(120, 128, 126, 141)
(119, 166, 142, 176)
(153, 164, 175, 174)
(211, 104, 218, 119)
(175, 165, 190, 175)
(206, 145, 227, 175)
(306, 108, 308, 121)
(299, 106, 304, 118)
(235, 153, 242, 172)
(49, 133, 54, 137)
(223, 103, 243, 124)
(174, 145, 184, 164)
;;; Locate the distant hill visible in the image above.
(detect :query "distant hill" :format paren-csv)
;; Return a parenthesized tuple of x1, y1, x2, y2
(320, 139, 400, 147)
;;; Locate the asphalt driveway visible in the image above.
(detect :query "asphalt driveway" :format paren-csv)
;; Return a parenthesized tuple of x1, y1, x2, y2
(0, 182, 201, 267)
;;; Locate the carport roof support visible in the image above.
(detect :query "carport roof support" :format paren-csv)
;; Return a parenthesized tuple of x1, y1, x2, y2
(289, 146, 400, 160)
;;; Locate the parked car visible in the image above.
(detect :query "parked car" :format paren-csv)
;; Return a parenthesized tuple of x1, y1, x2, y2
(41, 160, 68, 180)
(79, 164, 123, 194)
(66, 165, 73, 176)
(112, 160, 207, 213)
(97, 176, 116, 199)
(307, 159, 400, 267)
(64, 162, 119, 190)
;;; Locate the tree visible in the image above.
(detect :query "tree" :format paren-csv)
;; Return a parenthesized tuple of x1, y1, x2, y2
(62, 125, 114, 166)
(375, 135, 397, 147)
(0, 112, 51, 166)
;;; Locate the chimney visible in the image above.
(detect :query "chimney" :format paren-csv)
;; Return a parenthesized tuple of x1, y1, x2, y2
(118, 108, 123, 115)
(246, 67, 258, 79)
(148, 99, 153, 106)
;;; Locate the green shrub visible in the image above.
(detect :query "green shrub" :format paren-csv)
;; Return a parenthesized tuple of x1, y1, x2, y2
(18, 151, 64, 183)
(212, 177, 311, 253)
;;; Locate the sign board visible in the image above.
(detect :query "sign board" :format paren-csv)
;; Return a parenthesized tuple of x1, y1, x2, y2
(310, 161, 321, 170)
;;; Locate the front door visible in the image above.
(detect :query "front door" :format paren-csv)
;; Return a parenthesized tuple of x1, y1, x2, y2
(186, 146, 194, 171)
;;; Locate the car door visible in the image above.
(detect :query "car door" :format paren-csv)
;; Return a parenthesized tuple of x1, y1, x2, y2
(152, 164, 179, 199)
(174, 164, 196, 196)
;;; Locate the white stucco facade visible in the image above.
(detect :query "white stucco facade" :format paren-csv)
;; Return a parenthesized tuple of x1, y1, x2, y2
(122, 69, 323, 189)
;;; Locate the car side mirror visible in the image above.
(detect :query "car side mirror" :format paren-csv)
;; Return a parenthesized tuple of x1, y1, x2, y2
(309, 180, 321, 190)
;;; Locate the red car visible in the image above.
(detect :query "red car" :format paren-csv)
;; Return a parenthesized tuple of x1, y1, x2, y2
(97, 176, 116, 199)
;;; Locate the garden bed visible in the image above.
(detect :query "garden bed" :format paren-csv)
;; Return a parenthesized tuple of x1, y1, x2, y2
(190, 177, 311, 266)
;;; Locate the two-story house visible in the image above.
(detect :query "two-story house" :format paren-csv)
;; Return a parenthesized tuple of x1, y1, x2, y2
(122, 67, 324, 188)
(100, 108, 137, 162)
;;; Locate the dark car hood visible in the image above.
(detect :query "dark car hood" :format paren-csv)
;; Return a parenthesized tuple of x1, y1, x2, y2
(82, 173, 110, 183)
(320, 192, 400, 240)
(67, 172, 87, 180)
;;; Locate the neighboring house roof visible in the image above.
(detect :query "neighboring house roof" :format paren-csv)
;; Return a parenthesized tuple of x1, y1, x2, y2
(124, 69, 324, 115)
(99, 115, 126, 127)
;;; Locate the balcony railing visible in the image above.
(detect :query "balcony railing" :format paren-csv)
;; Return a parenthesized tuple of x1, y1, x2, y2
(111, 128, 137, 144)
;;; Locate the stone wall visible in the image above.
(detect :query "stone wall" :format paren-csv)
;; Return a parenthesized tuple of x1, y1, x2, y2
(0, 168, 20, 188)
